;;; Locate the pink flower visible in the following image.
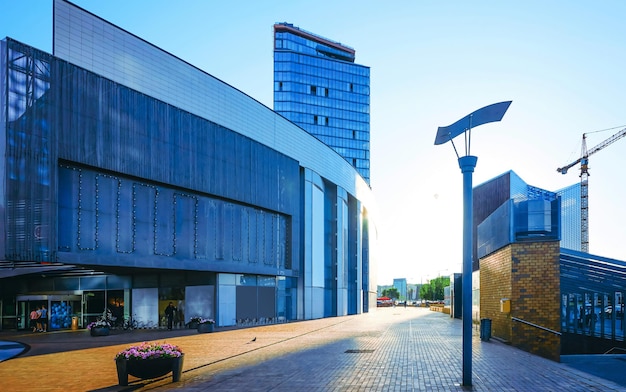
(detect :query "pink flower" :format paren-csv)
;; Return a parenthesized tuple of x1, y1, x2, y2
(115, 342, 183, 361)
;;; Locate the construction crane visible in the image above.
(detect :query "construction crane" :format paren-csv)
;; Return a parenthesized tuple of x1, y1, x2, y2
(557, 126, 626, 253)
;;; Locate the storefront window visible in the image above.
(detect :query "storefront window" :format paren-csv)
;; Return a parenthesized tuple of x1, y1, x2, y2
(158, 287, 184, 328)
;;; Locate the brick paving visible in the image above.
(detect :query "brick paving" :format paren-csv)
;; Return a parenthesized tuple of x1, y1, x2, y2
(0, 307, 624, 391)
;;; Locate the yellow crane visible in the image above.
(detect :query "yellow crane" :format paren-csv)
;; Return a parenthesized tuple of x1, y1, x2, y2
(557, 126, 626, 253)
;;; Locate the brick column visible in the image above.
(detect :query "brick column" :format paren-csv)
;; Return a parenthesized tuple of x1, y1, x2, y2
(481, 241, 561, 361)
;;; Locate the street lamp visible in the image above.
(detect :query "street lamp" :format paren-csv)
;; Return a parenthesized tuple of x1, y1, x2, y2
(434, 101, 512, 387)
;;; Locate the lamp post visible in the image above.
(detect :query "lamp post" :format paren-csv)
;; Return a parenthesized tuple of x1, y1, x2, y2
(434, 101, 511, 387)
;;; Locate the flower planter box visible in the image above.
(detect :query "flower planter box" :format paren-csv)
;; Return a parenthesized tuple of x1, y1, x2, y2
(187, 321, 199, 329)
(89, 326, 110, 336)
(116, 355, 184, 386)
(197, 323, 214, 333)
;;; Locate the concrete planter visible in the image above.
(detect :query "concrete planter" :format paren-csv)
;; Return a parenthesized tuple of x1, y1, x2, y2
(89, 326, 110, 336)
(197, 323, 214, 333)
(116, 355, 184, 386)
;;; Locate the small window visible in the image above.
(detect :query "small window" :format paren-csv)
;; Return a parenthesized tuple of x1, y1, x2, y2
(325, 88, 329, 97)
(349, 83, 354, 92)
(310, 85, 317, 95)
(352, 130, 356, 139)
(314, 115, 318, 124)
(325, 117, 329, 126)
(279, 82, 283, 91)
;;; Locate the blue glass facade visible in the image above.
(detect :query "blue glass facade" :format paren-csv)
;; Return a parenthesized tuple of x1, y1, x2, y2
(557, 183, 582, 252)
(0, 1, 377, 331)
(273, 23, 371, 185)
(560, 249, 625, 353)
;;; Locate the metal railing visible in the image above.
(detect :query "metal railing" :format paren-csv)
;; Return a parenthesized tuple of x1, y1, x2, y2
(512, 317, 562, 336)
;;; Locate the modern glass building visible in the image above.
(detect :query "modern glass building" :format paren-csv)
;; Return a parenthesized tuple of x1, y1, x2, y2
(557, 183, 582, 252)
(474, 170, 561, 271)
(0, 0, 378, 331)
(273, 23, 371, 185)
(392, 278, 407, 300)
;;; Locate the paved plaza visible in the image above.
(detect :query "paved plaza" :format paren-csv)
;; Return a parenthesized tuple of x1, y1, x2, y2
(0, 307, 624, 391)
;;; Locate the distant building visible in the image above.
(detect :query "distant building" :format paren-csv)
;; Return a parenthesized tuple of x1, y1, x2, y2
(377, 285, 393, 297)
(557, 183, 582, 252)
(393, 278, 407, 300)
(407, 283, 419, 301)
(273, 23, 371, 185)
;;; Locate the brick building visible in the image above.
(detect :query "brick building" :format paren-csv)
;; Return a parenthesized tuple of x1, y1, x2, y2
(473, 171, 625, 360)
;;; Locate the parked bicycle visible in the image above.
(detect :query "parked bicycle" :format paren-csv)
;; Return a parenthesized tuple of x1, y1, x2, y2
(123, 315, 138, 330)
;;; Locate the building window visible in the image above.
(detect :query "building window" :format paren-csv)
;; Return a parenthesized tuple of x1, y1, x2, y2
(325, 117, 329, 126)
(314, 115, 318, 124)
(349, 83, 354, 92)
(310, 85, 317, 95)
(325, 88, 329, 97)
(352, 130, 356, 139)
(279, 82, 283, 91)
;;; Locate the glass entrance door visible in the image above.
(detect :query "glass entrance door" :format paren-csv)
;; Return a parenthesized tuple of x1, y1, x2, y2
(16, 300, 30, 331)
(17, 295, 82, 331)
(16, 297, 48, 331)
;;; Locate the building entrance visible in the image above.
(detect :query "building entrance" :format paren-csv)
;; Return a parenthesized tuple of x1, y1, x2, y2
(16, 295, 82, 331)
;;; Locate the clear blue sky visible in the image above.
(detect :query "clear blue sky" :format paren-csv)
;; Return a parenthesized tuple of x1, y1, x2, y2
(2, 0, 626, 285)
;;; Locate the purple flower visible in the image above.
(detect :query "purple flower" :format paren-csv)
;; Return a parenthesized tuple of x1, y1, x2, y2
(115, 342, 183, 361)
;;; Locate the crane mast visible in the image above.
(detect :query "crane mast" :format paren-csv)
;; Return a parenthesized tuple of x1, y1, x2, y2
(557, 126, 626, 253)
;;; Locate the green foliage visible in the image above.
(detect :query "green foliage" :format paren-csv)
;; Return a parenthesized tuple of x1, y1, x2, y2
(419, 276, 450, 301)
(382, 287, 400, 299)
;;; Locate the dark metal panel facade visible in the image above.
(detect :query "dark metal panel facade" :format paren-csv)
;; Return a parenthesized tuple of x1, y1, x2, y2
(4, 40, 56, 263)
(473, 172, 511, 270)
(3, 39, 300, 278)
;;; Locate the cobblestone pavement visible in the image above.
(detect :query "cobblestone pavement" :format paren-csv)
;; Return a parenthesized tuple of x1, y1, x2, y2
(0, 307, 624, 391)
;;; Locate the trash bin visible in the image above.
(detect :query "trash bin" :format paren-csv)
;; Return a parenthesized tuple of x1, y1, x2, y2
(71, 316, 78, 330)
(480, 318, 491, 341)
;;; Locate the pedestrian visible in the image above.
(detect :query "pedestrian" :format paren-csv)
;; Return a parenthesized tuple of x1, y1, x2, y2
(30, 307, 40, 332)
(39, 305, 48, 332)
(165, 302, 177, 330)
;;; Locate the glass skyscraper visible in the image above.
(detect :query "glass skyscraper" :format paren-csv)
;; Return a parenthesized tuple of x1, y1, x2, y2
(273, 23, 371, 185)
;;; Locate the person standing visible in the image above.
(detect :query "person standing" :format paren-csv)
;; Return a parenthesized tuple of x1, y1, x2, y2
(29, 307, 40, 332)
(165, 302, 177, 330)
(39, 305, 48, 332)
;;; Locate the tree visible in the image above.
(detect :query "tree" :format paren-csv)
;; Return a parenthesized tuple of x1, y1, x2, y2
(419, 276, 450, 301)
(419, 283, 432, 301)
(382, 287, 399, 300)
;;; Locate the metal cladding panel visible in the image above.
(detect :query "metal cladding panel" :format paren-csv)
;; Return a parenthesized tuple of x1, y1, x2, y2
(4, 39, 300, 273)
(0, 39, 6, 260)
(52, 0, 372, 205)
(45, 54, 299, 215)
(473, 172, 511, 269)
(560, 249, 626, 293)
(4, 40, 57, 262)
(56, 164, 295, 274)
(477, 200, 513, 259)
